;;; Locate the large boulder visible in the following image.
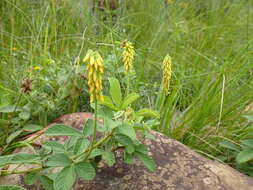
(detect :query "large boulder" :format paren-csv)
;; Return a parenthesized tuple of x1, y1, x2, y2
(1, 112, 253, 190)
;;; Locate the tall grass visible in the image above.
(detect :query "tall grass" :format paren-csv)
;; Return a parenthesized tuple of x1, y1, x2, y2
(0, 0, 253, 159)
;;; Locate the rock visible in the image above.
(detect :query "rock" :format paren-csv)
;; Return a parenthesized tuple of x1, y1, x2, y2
(1, 112, 253, 190)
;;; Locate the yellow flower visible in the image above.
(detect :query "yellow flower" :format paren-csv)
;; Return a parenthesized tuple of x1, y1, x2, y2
(10, 47, 17, 51)
(162, 54, 172, 95)
(121, 40, 135, 75)
(83, 50, 104, 103)
(33, 66, 41, 71)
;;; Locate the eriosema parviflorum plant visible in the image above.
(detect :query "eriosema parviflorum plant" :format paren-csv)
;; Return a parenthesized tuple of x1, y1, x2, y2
(0, 41, 172, 190)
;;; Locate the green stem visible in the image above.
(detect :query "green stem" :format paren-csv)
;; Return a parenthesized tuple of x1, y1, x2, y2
(1, 167, 43, 176)
(85, 100, 98, 159)
(126, 74, 130, 96)
(73, 131, 113, 161)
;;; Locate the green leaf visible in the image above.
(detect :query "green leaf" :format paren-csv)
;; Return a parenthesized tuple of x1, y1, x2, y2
(135, 152, 156, 172)
(43, 141, 65, 153)
(109, 77, 122, 107)
(125, 145, 135, 154)
(46, 153, 72, 167)
(75, 162, 96, 180)
(98, 96, 119, 110)
(236, 149, 253, 164)
(114, 134, 133, 146)
(104, 117, 121, 131)
(74, 138, 90, 155)
(135, 108, 160, 119)
(54, 166, 76, 190)
(6, 130, 23, 144)
(83, 119, 94, 137)
(40, 175, 54, 190)
(124, 152, 133, 164)
(11, 153, 41, 165)
(242, 115, 253, 122)
(65, 136, 79, 150)
(45, 124, 82, 137)
(0, 155, 13, 166)
(218, 141, 240, 152)
(23, 124, 43, 132)
(25, 172, 40, 185)
(102, 151, 115, 166)
(241, 139, 253, 149)
(143, 131, 156, 141)
(116, 123, 136, 141)
(0, 154, 40, 166)
(104, 138, 115, 151)
(0, 105, 21, 113)
(135, 144, 149, 154)
(89, 149, 104, 158)
(19, 111, 30, 120)
(0, 185, 26, 190)
(121, 93, 140, 109)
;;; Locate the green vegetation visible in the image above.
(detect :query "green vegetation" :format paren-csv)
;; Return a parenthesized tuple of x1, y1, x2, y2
(0, 0, 253, 186)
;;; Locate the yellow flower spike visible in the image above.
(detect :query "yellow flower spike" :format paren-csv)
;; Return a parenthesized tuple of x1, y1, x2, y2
(83, 49, 104, 103)
(162, 54, 172, 96)
(121, 40, 135, 75)
(83, 49, 92, 63)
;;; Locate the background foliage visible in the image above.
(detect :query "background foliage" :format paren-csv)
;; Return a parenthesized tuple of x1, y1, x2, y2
(0, 0, 253, 176)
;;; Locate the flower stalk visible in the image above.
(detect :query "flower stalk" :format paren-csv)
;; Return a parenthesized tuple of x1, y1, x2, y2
(83, 49, 104, 159)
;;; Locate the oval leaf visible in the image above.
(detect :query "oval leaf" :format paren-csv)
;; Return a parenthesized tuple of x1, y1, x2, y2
(102, 151, 115, 166)
(54, 166, 76, 190)
(121, 93, 140, 109)
(46, 153, 72, 167)
(98, 96, 119, 110)
(135, 152, 156, 172)
(109, 77, 122, 107)
(135, 108, 160, 119)
(116, 123, 136, 141)
(75, 162, 96, 180)
(45, 124, 82, 137)
(83, 119, 94, 137)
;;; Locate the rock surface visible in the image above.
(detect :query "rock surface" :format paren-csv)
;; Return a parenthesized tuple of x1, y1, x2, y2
(1, 112, 253, 190)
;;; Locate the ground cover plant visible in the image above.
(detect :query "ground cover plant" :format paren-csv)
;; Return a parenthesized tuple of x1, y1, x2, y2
(0, 0, 253, 188)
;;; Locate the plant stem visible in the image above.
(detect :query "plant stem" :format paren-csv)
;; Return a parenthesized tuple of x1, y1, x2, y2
(73, 131, 113, 161)
(126, 74, 130, 96)
(1, 167, 43, 176)
(85, 99, 98, 159)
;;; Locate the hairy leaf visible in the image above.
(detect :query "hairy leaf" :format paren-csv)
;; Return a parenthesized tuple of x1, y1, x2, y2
(54, 166, 76, 190)
(45, 124, 82, 137)
(83, 119, 94, 137)
(74, 138, 90, 155)
(75, 162, 96, 180)
(114, 134, 133, 146)
(102, 151, 115, 166)
(116, 123, 136, 141)
(135, 152, 156, 172)
(46, 153, 72, 167)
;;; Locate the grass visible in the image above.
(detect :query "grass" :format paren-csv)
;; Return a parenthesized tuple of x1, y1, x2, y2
(0, 0, 253, 175)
